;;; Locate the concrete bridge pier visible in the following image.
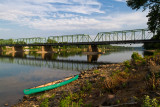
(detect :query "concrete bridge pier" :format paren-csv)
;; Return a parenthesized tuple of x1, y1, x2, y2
(12, 46, 24, 52)
(41, 46, 54, 53)
(87, 45, 100, 52)
(0, 46, 2, 52)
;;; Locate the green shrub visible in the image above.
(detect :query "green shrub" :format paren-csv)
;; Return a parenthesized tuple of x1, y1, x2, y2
(40, 98, 49, 107)
(81, 80, 92, 92)
(59, 93, 83, 107)
(142, 95, 160, 107)
(131, 52, 143, 61)
(124, 60, 131, 68)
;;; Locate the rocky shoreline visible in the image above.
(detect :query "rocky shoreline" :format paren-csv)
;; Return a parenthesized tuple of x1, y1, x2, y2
(12, 51, 160, 107)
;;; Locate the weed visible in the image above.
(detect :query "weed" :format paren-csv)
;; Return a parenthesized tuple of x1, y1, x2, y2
(50, 94, 55, 99)
(122, 82, 126, 88)
(84, 103, 92, 107)
(39, 93, 48, 101)
(116, 100, 120, 104)
(111, 70, 121, 77)
(59, 93, 83, 107)
(124, 60, 131, 68)
(40, 98, 49, 107)
(145, 72, 160, 90)
(93, 70, 100, 74)
(142, 95, 160, 107)
(81, 80, 92, 92)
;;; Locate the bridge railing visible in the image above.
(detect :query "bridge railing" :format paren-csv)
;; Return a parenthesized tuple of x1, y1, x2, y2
(0, 37, 47, 45)
(48, 34, 92, 43)
(94, 29, 153, 42)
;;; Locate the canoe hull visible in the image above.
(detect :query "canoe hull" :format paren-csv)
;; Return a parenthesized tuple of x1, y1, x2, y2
(24, 75, 79, 95)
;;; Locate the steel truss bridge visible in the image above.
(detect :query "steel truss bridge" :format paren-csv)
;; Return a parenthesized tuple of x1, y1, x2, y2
(0, 56, 114, 71)
(0, 29, 159, 46)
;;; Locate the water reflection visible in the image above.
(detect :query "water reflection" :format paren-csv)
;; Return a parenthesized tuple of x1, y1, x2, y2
(0, 52, 113, 72)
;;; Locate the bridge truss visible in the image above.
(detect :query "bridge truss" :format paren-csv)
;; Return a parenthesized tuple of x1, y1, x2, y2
(94, 29, 153, 42)
(0, 28, 155, 46)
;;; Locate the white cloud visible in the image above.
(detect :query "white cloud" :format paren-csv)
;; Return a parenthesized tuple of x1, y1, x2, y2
(16, 11, 147, 31)
(0, 0, 148, 36)
(0, 28, 10, 31)
(114, 0, 126, 2)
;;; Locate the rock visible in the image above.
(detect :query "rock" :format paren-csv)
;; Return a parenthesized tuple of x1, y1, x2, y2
(107, 94, 115, 99)
(4, 103, 8, 106)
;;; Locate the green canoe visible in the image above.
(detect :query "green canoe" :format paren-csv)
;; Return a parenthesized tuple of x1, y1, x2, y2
(24, 75, 79, 95)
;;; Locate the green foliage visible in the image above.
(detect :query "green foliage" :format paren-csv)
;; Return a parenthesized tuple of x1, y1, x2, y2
(111, 70, 121, 77)
(39, 94, 47, 100)
(131, 52, 147, 65)
(146, 72, 160, 90)
(127, 0, 160, 34)
(147, 5, 160, 34)
(93, 70, 100, 74)
(124, 60, 131, 68)
(131, 52, 143, 60)
(124, 67, 129, 73)
(84, 103, 92, 107)
(59, 93, 83, 107)
(50, 94, 55, 99)
(47, 39, 57, 43)
(40, 98, 49, 107)
(81, 80, 92, 92)
(142, 95, 160, 107)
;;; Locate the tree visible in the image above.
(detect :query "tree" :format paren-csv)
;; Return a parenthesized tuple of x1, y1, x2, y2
(127, 0, 160, 34)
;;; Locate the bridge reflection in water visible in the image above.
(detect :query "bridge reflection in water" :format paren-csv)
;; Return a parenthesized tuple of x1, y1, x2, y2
(0, 52, 113, 71)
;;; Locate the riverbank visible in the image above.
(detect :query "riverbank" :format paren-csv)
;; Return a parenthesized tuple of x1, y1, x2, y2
(13, 51, 160, 107)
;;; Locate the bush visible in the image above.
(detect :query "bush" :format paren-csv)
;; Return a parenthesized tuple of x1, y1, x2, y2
(124, 60, 131, 68)
(142, 95, 160, 107)
(131, 52, 143, 60)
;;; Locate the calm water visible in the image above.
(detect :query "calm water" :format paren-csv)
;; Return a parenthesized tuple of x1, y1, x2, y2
(0, 50, 144, 106)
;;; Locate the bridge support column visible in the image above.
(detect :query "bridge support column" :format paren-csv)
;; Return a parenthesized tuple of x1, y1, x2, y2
(41, 46, 54, 53)
(12, 46, 24, 52)
(0, 46, 2, 52)
(87, 45, 100, 52)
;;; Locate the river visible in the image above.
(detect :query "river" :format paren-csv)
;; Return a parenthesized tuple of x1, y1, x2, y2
(0, 49, 144, 106)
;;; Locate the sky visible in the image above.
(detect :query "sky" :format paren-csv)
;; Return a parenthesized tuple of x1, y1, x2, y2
(0, 0, 148, 39)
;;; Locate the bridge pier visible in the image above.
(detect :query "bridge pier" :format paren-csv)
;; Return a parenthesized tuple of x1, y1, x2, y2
(87, 45, 100, 52)
(0, 46, 2, 52)
(41, 46, 54, 53)
(12, 46, 24, 52)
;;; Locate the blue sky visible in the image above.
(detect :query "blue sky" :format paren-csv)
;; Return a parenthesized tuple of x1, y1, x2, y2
(0, 0, 148, 39)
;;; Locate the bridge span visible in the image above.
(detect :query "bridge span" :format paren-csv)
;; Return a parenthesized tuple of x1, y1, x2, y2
(0, 28, 159, 52)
